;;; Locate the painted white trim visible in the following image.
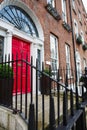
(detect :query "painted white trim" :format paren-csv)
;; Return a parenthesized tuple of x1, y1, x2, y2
(13, 28, 44, 46)
(0, 18, 14, 31)
(0, 18, 44, 62)
(0, 18, 43, 46)
(0, 0, 45, 93)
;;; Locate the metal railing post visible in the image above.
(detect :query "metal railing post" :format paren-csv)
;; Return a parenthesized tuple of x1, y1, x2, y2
(49, 95, 56, 130)
(63, 90, 67, 126)
(28, 104, 36, 130)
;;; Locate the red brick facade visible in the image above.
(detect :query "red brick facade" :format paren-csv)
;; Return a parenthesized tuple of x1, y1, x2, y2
(21, 0, 73, 68)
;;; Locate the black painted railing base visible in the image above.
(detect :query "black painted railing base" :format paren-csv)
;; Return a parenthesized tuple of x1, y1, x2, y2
(57, 109, 86, 130)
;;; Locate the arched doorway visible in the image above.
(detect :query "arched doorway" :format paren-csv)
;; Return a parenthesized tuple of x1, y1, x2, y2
(0, 1, 44, 93)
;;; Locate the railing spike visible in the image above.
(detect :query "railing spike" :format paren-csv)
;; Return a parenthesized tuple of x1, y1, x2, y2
(70, 89, 74, 116)
(82, 85, 84, 102)
(63, 90, 67, 126)
(76, 86, 79, 109)
(65, 73, 68, 88)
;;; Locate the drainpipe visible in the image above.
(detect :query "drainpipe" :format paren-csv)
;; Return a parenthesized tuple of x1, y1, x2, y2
(68, 0, 77, 83)
(69, 0, 79, 109)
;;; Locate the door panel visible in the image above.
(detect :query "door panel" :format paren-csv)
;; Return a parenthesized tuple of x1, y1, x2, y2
(12, 37, 30, 93)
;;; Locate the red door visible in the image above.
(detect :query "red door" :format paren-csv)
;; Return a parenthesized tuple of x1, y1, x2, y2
(12, 37, 31, 93)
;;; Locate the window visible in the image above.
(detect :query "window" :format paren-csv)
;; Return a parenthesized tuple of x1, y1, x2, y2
(0, 36, 4, 62)
(0, 5, 38, 37)
(83, 58, 86, 69)
(76, 51, 81, 82)
(46, 0, 61, 21)
(65, 44, 71, 77)
(72, 0, 75, 10)
(74, 19, 78, 38)
(61, 0, 67, 23)
(78, 10, 82, 22)
(47, 0, 55, 8)
(80, 31, 84, 44)
(50, 34, 58, 78)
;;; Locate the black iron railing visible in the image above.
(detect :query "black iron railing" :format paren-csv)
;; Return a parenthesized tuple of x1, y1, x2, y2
(0, 54, 86, 130)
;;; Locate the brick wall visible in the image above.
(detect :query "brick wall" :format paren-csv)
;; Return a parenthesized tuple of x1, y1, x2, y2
(20, 0, 73, 68)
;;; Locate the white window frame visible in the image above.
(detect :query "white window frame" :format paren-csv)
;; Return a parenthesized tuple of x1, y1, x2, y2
(76, 51, 82, 82)
(47, 0, 55, 8)
(61, 0, 67, 23)
(65, 44, 71, 78)
(50, 34, 58, 79)
(78, 10, 82, 22)
(80, 31, 84, 44)
(83, 58, 86, 69)
(74, 19, 78, 35)
(72, 0, 75, 10)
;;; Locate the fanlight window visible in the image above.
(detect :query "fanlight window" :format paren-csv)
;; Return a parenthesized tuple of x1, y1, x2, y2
(0, 5, 39, 37)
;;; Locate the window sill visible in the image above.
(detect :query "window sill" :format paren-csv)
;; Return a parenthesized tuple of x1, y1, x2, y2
(62, 21, 71, 32)
(45, 3, 61, 21)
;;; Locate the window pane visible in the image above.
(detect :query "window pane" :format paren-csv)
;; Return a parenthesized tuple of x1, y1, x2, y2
(62, 0, 67, 22)
(83, 59, 86, 69)
(72, 0, 75, 9)
(50, 34, 58, 79)
(65, 44, 71, 77)
(0, 5, 39, 37)
(80, 31, 84, 44)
